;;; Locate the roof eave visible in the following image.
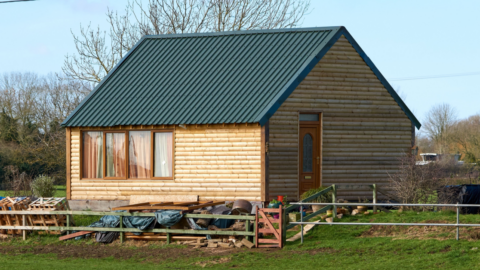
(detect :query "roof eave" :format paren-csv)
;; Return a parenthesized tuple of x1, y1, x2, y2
(61, 35, 150, 127)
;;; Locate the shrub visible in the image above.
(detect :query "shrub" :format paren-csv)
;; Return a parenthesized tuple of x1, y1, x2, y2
(31, 175, 55, 197)
(300, 186, 333, 203)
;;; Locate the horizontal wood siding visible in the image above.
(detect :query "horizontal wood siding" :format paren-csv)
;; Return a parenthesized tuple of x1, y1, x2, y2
(69, 124, 262, 201)
(268, 35, 412, 200)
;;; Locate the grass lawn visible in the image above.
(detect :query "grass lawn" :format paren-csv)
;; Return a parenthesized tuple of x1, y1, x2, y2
(1, 210, 480, 269)
(0, 185, 66, 198)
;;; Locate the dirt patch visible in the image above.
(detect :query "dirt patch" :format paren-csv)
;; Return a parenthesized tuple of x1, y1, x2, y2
(195, 257, 231, 268)
(360, 220, 480, 241)
(0, 238, 283, 264)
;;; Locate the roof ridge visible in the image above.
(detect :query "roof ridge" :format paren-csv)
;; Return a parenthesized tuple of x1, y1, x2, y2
(143, 26, 343, 39)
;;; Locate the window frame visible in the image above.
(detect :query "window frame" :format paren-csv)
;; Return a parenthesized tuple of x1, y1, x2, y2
(80, 129, 174, 180)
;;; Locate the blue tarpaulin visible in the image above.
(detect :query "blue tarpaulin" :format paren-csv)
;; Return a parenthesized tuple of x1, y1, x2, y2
(77, 210, 185, 240)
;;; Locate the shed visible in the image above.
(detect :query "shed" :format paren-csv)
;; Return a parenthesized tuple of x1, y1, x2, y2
(62, 26, 421, 203)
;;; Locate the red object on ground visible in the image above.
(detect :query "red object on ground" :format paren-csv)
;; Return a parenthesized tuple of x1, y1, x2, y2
(277, 195, 284, 202)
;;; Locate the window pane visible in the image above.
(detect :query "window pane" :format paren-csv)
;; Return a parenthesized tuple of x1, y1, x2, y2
(299, 114, 319, 121)
(129, 131, 151, 178)
(82, 132, 103, 178)
(106, 133, 126, 178)
(154, 132, 173, 177)
(303, 134, 313, 172)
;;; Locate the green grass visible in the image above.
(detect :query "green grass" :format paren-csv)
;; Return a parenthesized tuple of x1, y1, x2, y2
(0, 185, 66, 198)
(2, 210, 480, 269)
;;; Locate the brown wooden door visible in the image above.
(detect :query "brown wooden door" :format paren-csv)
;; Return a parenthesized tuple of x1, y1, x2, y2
(299, 126, 320, 195)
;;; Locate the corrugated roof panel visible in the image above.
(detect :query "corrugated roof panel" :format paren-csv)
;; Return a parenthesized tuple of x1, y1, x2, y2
(62, 27, 343, 127)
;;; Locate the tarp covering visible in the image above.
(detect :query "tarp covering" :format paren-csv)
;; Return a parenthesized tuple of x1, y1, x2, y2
(154, 210, 184, 227)
(77, 210, 185, 240)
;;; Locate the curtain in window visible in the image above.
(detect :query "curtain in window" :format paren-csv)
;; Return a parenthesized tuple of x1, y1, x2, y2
(154, 132, 173, 177)
(82, 132, 103, 178)
(106, 133, 126, 178)
(129, 131, 151, 178)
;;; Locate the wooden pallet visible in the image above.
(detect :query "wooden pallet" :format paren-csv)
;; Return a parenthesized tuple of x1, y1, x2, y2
(27, 197, 73, 233)
(112, 201, 225, 211)
(0, 197, 31, 235)
(255, 206, 283, 248)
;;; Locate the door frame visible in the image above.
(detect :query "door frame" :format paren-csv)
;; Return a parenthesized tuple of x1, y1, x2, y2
(298, 111, 323, 197)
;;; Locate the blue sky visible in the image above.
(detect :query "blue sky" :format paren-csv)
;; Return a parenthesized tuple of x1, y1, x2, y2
(0, 0, 479, 128)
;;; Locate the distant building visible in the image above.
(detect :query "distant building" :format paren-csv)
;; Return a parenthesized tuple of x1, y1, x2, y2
(416, 153, 462, 165)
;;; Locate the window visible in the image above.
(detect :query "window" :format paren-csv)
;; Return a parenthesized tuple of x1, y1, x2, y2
(129, 131, 151, 179)
(82, 131, 103, 178)
(299, 114, 319, 121)
(106, 133, 126, 178)
(81, 130, 173, 180)
(154, 132, 173, 177)
(302, 134, 313, 172)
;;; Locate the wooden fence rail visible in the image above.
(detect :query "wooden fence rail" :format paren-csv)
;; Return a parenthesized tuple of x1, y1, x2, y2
(0, 211, 256, 244)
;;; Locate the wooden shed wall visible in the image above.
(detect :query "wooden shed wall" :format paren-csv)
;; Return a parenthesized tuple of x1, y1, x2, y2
(68, 124, 262, 201)
(268, 35, 413, 200)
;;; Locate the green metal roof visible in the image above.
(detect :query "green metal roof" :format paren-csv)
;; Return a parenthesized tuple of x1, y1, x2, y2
(62, 27, 421, 129)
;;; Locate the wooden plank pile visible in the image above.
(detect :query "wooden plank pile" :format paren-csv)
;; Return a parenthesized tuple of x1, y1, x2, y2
(27, 197, 72, 234)
(0, 197, 31, 236)
(112, 201, 226, 212)
(184, 237, 255, 249)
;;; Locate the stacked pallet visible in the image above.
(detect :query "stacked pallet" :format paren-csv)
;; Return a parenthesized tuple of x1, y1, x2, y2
(0, 197, 31, 235)
(28, 197, 72, 234)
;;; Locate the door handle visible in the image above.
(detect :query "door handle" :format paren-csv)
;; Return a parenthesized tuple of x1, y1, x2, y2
(316, 156, 320, 164)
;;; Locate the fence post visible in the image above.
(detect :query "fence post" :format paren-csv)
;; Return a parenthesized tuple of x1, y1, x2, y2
(119, 215, 124, 244)
(282, 206, 287, 246)
(373, 184, 377, 213)
(456, 204, 460, 241)
(22, 215, 26, 241)
(66, 214, 70, 235)
(245, 219, 251, 242)
(300, 204, 304, 244)
(332, 185, 337, 218)
(167, 228, 171, 244)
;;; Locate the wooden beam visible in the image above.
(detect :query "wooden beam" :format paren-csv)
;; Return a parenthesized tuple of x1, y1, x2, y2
(59, 230, 94, 241)
(66, 127, 71, 200)
(261, 121, 269, 202)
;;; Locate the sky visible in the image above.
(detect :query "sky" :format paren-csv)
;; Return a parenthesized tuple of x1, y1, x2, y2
(0, 0, 479, 130)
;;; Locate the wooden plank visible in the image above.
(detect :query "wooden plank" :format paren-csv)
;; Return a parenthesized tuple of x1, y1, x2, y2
(258, 238, 281, 244)
(261, 120, 269, 202)
(59, 231, 94, 241)
(0, 225, 255, 236)
(126, 235, 206, 241)
(66, 127, 71, 200)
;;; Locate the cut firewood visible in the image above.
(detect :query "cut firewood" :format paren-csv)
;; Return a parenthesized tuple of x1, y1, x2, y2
(241, 238, 255, 249)
(207, 242, 218, 248)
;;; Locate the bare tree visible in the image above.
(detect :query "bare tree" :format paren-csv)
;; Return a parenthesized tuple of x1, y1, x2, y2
(0, 72, 91, 184)
(423, 103, 457, 154)
(450, 114, 480, 162)
(63, 0, 310, 83)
